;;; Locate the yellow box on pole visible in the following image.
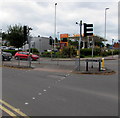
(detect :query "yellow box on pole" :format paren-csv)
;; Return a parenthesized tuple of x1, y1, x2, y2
(77, 50, 79, 56)
(101, 58, 105, 70)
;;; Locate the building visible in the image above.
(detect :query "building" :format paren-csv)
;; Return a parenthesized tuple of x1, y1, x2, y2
(113, 42, 119, 49)
(24, 36, 51, 52)
(60, 33, 107, 49)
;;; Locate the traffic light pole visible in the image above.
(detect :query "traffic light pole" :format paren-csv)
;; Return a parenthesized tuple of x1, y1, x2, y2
(78, 20, 82, 71)
(28, 32, 31, 68)
(91, 37, 94, 68)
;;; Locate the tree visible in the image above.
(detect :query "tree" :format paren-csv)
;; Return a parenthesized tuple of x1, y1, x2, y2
(95, 41, 104, 48)
(2, 32, 7, 40)
(106, 43, 111, 48)
(6, 24, 27, 48)
(61, 46, 77, 58)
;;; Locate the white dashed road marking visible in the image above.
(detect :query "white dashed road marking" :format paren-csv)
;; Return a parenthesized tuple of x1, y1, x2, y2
(43, 89, 47, 92)
(25, 103, 29, 105)
(38, 93, 42, 95)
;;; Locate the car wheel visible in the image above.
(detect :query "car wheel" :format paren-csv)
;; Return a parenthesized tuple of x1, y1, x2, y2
(15, 56, 19, 60)
(2, 57, 4, 61)
(7, 59, 11, 61)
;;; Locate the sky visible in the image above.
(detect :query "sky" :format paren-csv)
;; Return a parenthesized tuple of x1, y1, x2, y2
(0, 0, 119, 44)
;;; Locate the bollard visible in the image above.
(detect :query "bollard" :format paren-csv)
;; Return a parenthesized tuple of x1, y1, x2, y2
(101, 58, 105, 70)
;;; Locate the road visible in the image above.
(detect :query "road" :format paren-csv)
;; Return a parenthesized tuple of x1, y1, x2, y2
(2, 59, 118, 117)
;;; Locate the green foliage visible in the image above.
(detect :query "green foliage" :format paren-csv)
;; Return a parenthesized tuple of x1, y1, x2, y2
(2, 32, 7, 40)
(41, 48, 119, 58)
(27, 48, 39, 55)
(3, 50, 18, 56)
(95, 41, 104, 47)
(41, 52, 51, 57)
(80, 48, 92, 56)
(113, 49, 119, 55)
(6, 24, 26, 48)
(61, 46, 77, 58)
(93, 48, 101, 56)
(68, 40, 78, 49)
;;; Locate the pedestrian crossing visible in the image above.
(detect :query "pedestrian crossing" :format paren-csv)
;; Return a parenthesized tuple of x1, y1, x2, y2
(0, 99, 30, 118)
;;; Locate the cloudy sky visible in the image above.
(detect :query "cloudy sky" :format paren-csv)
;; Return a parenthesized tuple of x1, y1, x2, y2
(0, 0, 119, 44)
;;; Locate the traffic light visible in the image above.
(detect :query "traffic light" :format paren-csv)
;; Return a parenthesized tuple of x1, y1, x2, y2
(49, 36, 53, 45)
(23, 26, 28, 42)
(84, 23, 93, 37)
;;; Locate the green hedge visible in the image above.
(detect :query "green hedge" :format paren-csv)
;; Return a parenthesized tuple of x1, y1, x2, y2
(41, 52, 51, 57)
(27, 48, 39, 55)
(3, 50, 18, 56)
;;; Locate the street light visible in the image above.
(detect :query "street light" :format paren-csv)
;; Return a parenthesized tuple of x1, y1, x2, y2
(112, 39, 114, 58)
(38, 35, 42, 64)
(57, 32, 60, 40)
(76, 20, 82, 71)
(54, 3, 57, 51)
(28, 27, 32, 68)
(0, 30, 1, 45)
(104, 7, 109, 46)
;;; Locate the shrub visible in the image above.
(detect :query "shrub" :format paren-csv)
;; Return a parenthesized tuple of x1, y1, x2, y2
(3, 50, 18, 56)
(61, 46, 77, 58)
(80, 48, 92, 56)
(94, 48, 101, 56)
(113, 49, 119, 55)
(41, 52, 51, 57)
(27, 48, 39, 55)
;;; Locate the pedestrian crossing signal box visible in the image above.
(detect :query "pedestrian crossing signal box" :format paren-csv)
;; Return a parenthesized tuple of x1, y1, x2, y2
(84, 23, 93, 37)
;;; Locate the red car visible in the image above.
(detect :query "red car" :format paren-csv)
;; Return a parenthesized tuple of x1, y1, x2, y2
(14, 51, 39, 61)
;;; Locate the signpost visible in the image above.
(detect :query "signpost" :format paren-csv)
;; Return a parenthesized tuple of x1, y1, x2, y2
(76, 20, 82, 71)
(84, 23, 94, 69)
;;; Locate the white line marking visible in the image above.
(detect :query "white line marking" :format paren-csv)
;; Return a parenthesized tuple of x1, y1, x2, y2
(38, 93, 42, 95)
(43, 89, 47, 92)
(32, 97, 35, 100)
(25, 102, 29, 105)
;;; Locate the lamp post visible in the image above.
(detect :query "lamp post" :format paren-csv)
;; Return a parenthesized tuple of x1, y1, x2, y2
(28, 27, 32, 68)
(54, 3, 57, 51)
(57, 32, 60, 41)
(0, 29, 2, 47)
(112, 39, 114, 58)
(104, 8, 109, 46)
(76, 20, 82, 71)
(0, 29, 2, 66)
(56, 32, 60, 65)
(38, 35, 41, 64)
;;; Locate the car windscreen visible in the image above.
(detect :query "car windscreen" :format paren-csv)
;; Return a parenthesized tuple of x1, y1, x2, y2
(22, 52, 29, 55)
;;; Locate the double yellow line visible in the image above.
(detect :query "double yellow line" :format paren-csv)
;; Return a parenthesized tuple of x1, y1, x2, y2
(0, 99, 30, 118)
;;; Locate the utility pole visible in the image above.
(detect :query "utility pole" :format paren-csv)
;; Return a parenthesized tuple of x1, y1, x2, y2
(112, 39, 114, 58)
(54, 3, 57, 51)
(76, 20, 82, 71)
(28, 27, 32, 68)
(91, 37, 94, 68)
(104, 8, 109, 46)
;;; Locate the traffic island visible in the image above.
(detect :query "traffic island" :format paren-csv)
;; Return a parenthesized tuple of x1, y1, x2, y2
(2, 64, 34, 69)
(73, 69, 115, 75)
(73, 58, 116, 75)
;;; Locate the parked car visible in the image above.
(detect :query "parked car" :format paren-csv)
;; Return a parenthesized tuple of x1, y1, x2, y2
(2, 52, 12, 61)
(14, 51, 39, 61)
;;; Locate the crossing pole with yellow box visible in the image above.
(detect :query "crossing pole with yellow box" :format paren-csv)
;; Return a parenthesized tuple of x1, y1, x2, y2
(101, 58, 106, 70)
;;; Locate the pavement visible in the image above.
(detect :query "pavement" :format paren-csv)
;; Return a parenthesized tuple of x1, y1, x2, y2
(2, 55, 118, 75)
(2, 59, 118, 116)
(52, 55, 118, 61)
